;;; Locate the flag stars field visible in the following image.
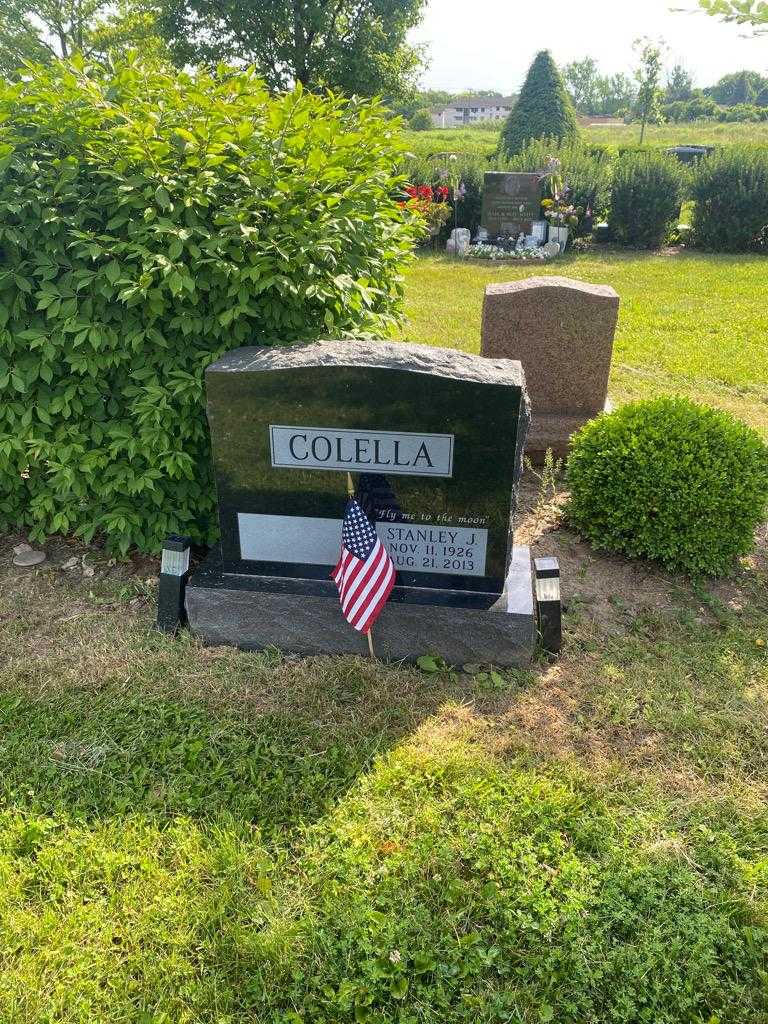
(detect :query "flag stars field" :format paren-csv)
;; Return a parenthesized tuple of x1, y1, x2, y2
(332, 498, 397, 635)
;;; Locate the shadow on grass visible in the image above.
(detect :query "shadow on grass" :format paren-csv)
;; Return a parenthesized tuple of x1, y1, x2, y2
(0, 652, 440, 839)
(1, 585, 768, 1022)
(1, 555, 767, 837)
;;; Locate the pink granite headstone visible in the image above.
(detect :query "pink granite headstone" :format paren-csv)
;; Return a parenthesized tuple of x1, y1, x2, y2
(480, 276, 619, 458)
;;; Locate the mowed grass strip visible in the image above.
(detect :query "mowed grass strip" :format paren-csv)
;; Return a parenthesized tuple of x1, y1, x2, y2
(398, 252, 768, 436)
(403, 121, 768, 158)
(0, 554, 767, 1022)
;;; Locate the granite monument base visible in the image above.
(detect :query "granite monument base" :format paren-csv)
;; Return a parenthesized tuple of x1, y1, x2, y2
(527, 400, 612, 461)
(186, 546, 537, 666)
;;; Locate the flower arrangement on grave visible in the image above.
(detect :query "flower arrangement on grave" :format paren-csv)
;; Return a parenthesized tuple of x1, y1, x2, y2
(400, 184, 452, 236)
(465, 243, 554, 261)
(541, 196, 581, 228)
(537, 156, 584, 229)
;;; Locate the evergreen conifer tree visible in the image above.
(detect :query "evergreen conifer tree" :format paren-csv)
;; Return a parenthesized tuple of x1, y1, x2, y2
(501, 50, 579, 156)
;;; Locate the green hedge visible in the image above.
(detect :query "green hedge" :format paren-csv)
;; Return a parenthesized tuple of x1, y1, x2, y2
(608, 151, 688, 248)
(0, 59, 417, 554)
(507, 138, 613, 236)
(568, 398, 768, 576)
(692, 147, 768, 252)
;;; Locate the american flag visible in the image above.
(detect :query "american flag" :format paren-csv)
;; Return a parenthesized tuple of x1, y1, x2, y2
(331, 498, 396, 633)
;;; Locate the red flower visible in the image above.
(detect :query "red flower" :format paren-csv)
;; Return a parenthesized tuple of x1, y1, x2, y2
(405, 185, 418, 199)
(417, 184, 433, 200)
(436, 186, 449, 201)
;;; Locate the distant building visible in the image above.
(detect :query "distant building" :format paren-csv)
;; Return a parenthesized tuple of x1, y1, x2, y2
(430, 95, 516, 128)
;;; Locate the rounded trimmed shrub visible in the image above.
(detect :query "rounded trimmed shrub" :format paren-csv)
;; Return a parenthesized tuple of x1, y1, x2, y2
(691, 147, 768, 252)
(608, 151, 687, 248)
(567, 398, 768, 576)
(0, 58, 417, 554)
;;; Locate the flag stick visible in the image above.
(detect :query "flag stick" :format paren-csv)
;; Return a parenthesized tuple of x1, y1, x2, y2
(366, 629, 375, 658)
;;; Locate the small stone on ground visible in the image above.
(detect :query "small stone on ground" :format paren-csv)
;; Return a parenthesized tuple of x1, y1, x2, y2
(13, 547, 46, 567)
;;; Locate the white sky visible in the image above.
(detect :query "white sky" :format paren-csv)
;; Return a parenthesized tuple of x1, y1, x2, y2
(410, 0, 768, 93)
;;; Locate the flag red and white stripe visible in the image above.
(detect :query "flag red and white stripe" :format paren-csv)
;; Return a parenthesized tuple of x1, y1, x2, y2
(331, 498, 396, 633)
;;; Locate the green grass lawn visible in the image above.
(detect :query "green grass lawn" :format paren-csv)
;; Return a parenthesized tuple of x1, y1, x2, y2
(584, 120, 768, 149)
(404, 121, 768, 158)
(1, 251, 768, 1022)
(2, 544, 767, 1023)
(399, 251, 768, 437)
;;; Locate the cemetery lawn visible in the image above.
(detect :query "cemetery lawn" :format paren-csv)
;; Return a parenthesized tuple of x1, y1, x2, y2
(1, 250, 767, 1022)
(399, 250, 768, 438)
(2, 521, 768, 1021)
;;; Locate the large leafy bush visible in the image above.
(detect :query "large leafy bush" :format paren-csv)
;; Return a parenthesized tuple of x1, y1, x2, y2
(0, 59, 416, 553)
(507, 138, 613, 236)
(567, 398, 768, 576)
(608, 151, 687, 248)
(500, 50, 579, 157)
(692, 147, 768, 252)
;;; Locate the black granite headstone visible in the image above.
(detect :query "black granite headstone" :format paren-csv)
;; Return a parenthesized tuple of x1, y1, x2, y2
(186, 339, 536, 664)
(481, 172, 542, 238)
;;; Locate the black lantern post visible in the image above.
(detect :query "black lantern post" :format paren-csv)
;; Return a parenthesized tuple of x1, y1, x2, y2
(534, 556, 562, 655)
(156, 535, 192, 633)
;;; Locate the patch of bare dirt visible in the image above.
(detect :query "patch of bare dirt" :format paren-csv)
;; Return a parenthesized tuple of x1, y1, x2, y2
(515, 472, 768, 636)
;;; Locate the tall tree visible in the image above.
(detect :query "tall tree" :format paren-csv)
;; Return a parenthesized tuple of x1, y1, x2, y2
(697, 0, 768, 31)
(705, 69, 768, 103)
(564, 56, 600, 112)
(500, 50, 579, 156)
(0, 0, 164, 76)
(563, 58, 637, 116)
(157, 0, 427, 97)
(666, 63, 694, 101)
(633, 38, 666, 144)
(88, 1, 166, 60)
(596, 72, 636, 115)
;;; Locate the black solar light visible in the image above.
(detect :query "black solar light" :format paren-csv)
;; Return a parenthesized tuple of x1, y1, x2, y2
(156, 535, 192, 633)
(534, 556, 562, 655)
